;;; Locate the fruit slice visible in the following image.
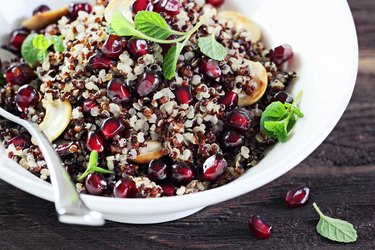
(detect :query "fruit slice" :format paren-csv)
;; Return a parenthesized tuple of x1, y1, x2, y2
(238, 60, 268, 107)
(33, 98, 72, 144)
(105, 0, 134, 23)
(132, 141, 167, 164)
(22, 6, 69, 31)
(217, 10, 261, 43)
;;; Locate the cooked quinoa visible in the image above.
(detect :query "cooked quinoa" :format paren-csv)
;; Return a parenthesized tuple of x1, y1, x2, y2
(0, 0, 297, 198)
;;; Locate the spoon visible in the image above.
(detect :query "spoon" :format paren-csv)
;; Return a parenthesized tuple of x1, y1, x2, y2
(0, 49, 105, 226)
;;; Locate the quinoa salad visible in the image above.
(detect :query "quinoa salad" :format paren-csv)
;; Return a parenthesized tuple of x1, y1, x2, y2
(0, 0, 302, 198)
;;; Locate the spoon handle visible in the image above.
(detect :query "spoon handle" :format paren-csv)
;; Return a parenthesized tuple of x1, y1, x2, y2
(0, 108, 104, 226)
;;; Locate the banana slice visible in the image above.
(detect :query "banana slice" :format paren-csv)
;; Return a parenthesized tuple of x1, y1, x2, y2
(238, 60, 268, 107)
(22, 6, 69, 31)
(218, 10, 261, 43)
(33, 98, 72, 144)
(132, 141, 167, 164)
(105, 0, 134, 23)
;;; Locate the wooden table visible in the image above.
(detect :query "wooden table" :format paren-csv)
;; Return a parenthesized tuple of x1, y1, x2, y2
(1, 0, 374, 248)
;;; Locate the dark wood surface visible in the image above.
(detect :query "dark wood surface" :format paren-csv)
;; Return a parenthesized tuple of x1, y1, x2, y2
(1, 0, 374, 249)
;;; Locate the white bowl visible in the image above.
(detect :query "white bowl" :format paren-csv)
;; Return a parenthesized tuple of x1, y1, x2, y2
(0, 0, 358, 224)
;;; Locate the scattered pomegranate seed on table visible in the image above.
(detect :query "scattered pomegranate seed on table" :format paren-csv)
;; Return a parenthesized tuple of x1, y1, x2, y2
(285, 186, 310, 208)
(248, 215, 272, 239)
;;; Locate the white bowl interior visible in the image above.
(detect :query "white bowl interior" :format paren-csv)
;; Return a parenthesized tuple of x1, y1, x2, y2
(0, 0, 358, 222)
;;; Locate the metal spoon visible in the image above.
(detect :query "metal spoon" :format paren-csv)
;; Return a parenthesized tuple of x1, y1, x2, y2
(0, 49, 105, 226)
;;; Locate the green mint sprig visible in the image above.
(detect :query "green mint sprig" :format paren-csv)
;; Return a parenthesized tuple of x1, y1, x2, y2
(21, 34, 65, 64)
(77, 150, 114, 181)
(109, 11, 227, 80)
(260, 91, 304, 142)
(313, 203, 357, 243)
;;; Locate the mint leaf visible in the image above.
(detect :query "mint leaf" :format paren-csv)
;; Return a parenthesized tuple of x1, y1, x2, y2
(110, 11, 137, 37)
(313, 203, 357, 243)
(37, 50, 49, 62)
(21, 34, 41, 64)
(135, 11, 183, 40)
(50, 35, 65, 53)
(106, 24, 116, 35)
(77, 151, 113, 181)
(260, 91, 304, 142)
(163, 36, 190, 80)
(198, 31, 227, 61)
(32, 34, 50, 50)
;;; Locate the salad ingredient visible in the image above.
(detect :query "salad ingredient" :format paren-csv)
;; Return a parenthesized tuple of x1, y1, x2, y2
(15, 85, 40, 112)
(4, 136, 30, 149)
(226, 108, 252, 131)
(285, 186, 310, 208)
(206, 0, 224, 8)
(68, 3, 93, 20)
(37, 98, 72, 143)
(147, 159, 169, 182)
(198, 28, 227, 61)
(105, 0, 134, 22)
(78, 151, 114, 181)
(147, 0, 182, 16)
(132, 0, 150, 15)
(202, 154, 228, 181)
(132, 141, 166, 164)
(269, 44, 294, 66)
(101, 35, 125, 59)
(113, 178, 138, 198)
(86, 132, 105, 153)
(106, 78, 132, 104)
(174, 85, 193, 105)
(22, 6, 69, 30)
(4, 63, 36, 86)
(220, 130, 245, 149)
(313, 203, 357, 243)
(199, 58, 222, 78)
(127, 39, 149, 58)
(238, 61, 268, 107)
(161, 183, 176, 197)
(218, 11, 261, 43)
(248, 215, 272, 239)
(272, 91, 294, 104)
(136, 71, 161, 97)
(87, 52, 113, 71)
(218, 91, 238, 110)
(100, 117, 125, 140)
(32, 5, 50, 15)
(85, 173, 108, 196)
(171, 162, 194, 185)
(260, 92, 304, 143)
(9, 29, 30, 53)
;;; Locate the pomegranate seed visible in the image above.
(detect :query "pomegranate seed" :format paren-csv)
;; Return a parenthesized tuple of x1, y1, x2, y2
(5, 63, 37, 86)
(102, 35, 124, 59)
(85, 173, 108, 196)
(203, 154, 228, 182)
(161, 183, 176, 196)
(136, 71, 160, 97)
(272, 91, 294, 104)
(248, 215, 272, 239)
(269, 44, 294, 66)
(56, 142, 77, 158)
(285, 186, 310, 208)
(174, 86, 193, 104)
(4, 136, 30, 149)
(226, 108, 252, 131)
(107, 78, 132, 104)
(82, 100, 97, 113)
(148, 159, 168, 182)
(171, 162, 193, 185)
(159, 35, 178, 55)
(219, 91, 238, 110)
(86, 132, 105, 153)
(199, 58, 221, 78)
(100, 117, 125, 140)
(205, 0, 224, 8)
(127, 39, 149, 58)
(148, 0, 182, 16)
(9, 29, 30, 53)
(15, 85, 40, 112)
(68, 2, 92, 20)
(113, 178, 137, 198)
(131, 0, 150, 14)
(32, 5, 50, 15)
(87, 53, 112, 72)
(221, 130, 244, 149)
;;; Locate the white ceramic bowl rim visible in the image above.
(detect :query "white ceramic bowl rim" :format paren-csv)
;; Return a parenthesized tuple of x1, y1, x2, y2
(0, 0, 358, 218)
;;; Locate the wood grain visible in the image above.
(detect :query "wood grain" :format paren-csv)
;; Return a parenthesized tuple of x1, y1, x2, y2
(1, 0, 374, 249)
